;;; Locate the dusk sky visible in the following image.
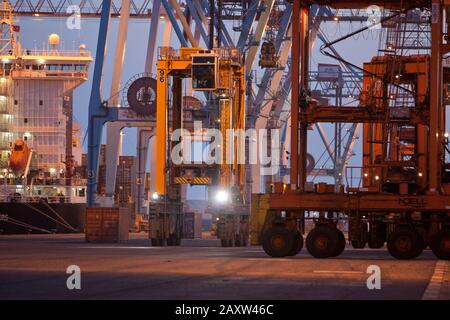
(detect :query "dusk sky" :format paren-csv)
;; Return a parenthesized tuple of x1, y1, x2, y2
(16, 16, 377, 147)
(15, 14, 449, 193)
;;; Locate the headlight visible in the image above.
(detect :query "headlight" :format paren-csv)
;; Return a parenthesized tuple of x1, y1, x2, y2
(214, 190, 230, 204)
(151, 192, 159, 201)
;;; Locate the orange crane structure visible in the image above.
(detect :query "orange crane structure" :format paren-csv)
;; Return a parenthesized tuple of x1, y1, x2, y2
(149, 47, 247, 246)
(261, 0, 450, 260)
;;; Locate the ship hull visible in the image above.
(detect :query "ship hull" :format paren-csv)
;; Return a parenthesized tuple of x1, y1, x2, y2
(0, 203, 85, 234)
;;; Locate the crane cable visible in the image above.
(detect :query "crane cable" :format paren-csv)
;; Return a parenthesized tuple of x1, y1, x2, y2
(320, 6, 419, 95)
(0, 217, 52, 234)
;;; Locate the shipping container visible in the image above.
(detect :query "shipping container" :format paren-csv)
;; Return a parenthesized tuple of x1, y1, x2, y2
(86, 207, 129, 243)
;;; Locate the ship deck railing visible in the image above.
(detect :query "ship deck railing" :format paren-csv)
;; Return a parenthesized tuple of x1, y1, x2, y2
(14, 48, 92, 58)
(0, 194, 85, 204)
(11, 70, 88, 79)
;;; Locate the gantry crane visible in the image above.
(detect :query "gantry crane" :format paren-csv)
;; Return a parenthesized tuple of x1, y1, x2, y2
(149, 47, 247, 246)
(261, 0, 450, 260)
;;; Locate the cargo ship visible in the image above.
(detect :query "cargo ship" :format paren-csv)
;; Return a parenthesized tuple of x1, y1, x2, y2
(0, 1, 91, 234)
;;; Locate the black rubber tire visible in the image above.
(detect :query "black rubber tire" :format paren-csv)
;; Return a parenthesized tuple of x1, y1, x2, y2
(262, 226, 296, 258)
(288, 230, 304, 256)
(151, 237, 162, 246)
(167, 234, 177, 246)
(306, 226, 338, 259)
(430, 230, 450, 260)
(412, 234, 425, 259)
(331, 228, 346, 257)
(351, 240, 366, 249)
(387, 227, 424, 260)
(368, 234, 385, 249)
(221, 239, 228, 247)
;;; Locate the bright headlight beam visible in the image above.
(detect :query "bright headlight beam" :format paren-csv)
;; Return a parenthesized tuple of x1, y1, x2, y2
(215, 190, 229, 204)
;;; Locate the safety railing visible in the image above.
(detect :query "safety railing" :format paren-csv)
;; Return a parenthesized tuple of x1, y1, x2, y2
(11, 69, 88, 79)
(345, 166, 384, 192)
(16, 48, 91, 57)
(158, 46, 242, 62)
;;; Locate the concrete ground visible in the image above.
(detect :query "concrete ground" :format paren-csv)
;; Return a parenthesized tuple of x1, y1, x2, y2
(0, 233, 448, 300)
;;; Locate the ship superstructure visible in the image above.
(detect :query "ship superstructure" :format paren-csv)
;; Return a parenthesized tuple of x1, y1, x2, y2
(0, 0, 91, 202)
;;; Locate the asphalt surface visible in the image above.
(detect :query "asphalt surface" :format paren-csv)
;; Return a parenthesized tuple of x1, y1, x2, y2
(0, 233, 448, 300)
